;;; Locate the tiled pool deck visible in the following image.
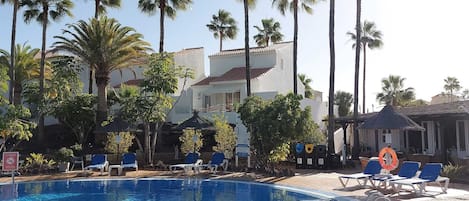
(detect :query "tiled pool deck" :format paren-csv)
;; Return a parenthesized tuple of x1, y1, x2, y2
(1, 166, 468, 201)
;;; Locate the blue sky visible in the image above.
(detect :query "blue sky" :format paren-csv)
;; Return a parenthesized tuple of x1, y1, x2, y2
(1, 0, 469, 112)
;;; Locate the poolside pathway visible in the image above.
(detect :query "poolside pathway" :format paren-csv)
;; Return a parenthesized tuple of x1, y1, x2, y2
(1, 167, 468, 200)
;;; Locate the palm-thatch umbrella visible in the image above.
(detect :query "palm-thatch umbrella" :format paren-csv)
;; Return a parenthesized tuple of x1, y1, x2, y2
(358, 105, 424, 131)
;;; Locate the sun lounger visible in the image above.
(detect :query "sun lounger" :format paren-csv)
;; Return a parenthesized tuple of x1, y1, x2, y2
(390, 163, 449, 196)
(85, 154, 109, 175)
(339, 160, 382, 188)
(121, 153, 138, 171)
(199, 152, 227, 174)
(169, 152, 202, 173)
(371, 161, 420, 190)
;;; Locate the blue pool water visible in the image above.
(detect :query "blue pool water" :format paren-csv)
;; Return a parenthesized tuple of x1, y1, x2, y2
(0, 178, 347, 201)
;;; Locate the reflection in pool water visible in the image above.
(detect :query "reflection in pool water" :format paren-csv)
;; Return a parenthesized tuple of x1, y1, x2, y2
(0, 178, 345, 201)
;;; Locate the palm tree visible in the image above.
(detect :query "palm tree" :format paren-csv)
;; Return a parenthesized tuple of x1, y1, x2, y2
(298, 74, 313, 98)
(376, 75, 415, 106)
(352, 0, 361, 160)
(253, 18, 283, 47)
(0, 44, 46, 105)
(327, 0, 335, 154)
(1, 0, 20, 104)
(236, 0, 256, 97)
(347, 20, 383, 113)
(138, 0, 192, 53)
(272, 0, 317, 95)
(23, 0, 74, 140)
(444, 76, 461, 102)
(334, 91, 353, 117)
(87, 0, 122, 95)
(206, 9, 238, 52)
(53, 16, 151, 123)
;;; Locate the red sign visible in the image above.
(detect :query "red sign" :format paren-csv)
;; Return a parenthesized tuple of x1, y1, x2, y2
(2, 152, 19, 172)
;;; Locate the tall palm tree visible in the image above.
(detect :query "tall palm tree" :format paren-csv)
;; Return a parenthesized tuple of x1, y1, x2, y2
(334, 91, 353, 117)
(347, 20, 383, 113)
(236, 0, 256, 97)
(376, 75, 415, 106)
(272, 0, 317, 95)
(53, 16, 151, 123)
(298, 74, 312, 98)
(138, 0, 192, 53)
(206, 9, 238, 52)
(23, 0, 74, 140)
(352, 0, 361, 160)
(253, 18, 283, 47)
(87, 0, 122, 95)
(327, 0, 335, 155)
(0, 44, 47, 105)
(444, 76, 461, 102)
(1, 0, 20, 104)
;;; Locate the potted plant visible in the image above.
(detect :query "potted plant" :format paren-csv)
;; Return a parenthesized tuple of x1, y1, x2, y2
(55, 147, 74, 172)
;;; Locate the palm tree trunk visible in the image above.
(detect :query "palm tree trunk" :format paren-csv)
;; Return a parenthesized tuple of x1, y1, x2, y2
(38, 3, 49, 143)
(293, 0, 298, 95)
(159, 0, 165, 53)
(9, 0, 19, 105)
(243, 0, 251, 96)
(362, 45, 366, 113)
(219, 31, 223, 51)
(95, 73, 109, 123)
(352, 0, 362, 160)
(88, 0, 100, 95)
(13, 81, 22, 105)
(327, 0, 336, 155)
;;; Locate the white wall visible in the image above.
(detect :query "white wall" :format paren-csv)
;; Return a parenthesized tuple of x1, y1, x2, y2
(209, 53, 276, 77)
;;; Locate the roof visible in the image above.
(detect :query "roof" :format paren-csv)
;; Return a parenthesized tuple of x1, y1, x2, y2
(358, 105, 424, 131)
(334, 100, 469, 124)
(209, 41, 292, 57)
(193, 67, 272, 86)
(113, 79, 143, 88)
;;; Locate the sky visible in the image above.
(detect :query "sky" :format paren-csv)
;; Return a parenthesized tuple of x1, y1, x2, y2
(1, 0, 469, 113)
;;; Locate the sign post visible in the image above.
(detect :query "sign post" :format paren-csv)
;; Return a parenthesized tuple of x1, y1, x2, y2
(2, 152, 19, 184)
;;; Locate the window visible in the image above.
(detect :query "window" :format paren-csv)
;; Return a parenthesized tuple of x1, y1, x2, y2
(204, 95, 211, 108)
(458, 121, 466, 151)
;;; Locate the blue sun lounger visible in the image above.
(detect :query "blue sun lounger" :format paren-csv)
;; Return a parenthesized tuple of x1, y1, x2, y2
(390, 163, 449, 196)
(169, 152, 202, 173)
(199, 152, 227, 174)
(371, 161, 420, 189)
(85, 154, 109, 175)
(121, 153, 138, 171)
(339, 160, 382, 188)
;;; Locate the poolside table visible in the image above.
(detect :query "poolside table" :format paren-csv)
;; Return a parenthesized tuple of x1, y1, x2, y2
(108, 165, 123, 176)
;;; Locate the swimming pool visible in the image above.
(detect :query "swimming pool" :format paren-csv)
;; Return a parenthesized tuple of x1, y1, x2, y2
(0, 178, 351, 201)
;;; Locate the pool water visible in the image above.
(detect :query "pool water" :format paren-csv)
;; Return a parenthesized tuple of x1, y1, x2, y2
(0, 178, 343, 201)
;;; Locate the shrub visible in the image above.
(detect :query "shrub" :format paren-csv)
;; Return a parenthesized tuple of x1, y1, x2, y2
(54, 147, 74, 162)
(179, 128, 203, 155)
(441, 163, 465, 179)
(212, 115, 237, 159)
(23, 153, 56, 174)
(104, 132, 135, 154)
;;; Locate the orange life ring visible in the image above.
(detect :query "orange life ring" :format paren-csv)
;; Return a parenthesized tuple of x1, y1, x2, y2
(378, 147, 398, 170)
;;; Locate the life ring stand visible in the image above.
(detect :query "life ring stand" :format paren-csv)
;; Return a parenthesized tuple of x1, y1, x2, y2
(378, 147, 398, 171)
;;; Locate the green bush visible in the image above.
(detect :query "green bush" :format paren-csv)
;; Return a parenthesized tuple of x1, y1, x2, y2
(179, 128, 203, 155)
(23, 153, 56, 174)
(54, 147, 74, 162)
(212, 115, 237, 159)
(104, 132, 135, 154)
(441, 163, 466, 179)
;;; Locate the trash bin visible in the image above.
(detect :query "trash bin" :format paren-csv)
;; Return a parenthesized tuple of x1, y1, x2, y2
(305, 144, 314, 169)
(313, 145, 327, 169)
(295, 143, 305, 169)
(327, 153, 341, 169)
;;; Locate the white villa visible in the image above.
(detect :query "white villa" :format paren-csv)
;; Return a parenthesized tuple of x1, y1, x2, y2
(66, 42, 329, 148)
